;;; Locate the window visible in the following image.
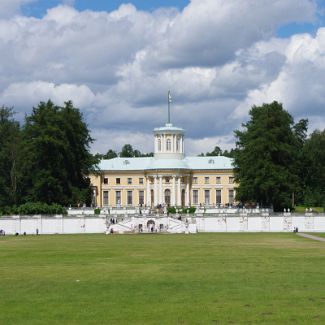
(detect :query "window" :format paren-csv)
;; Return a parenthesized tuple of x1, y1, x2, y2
(205, 190, 210, 205)
(115, 191, 121, 205)
(164, 189, 171, 205)
(103, 191, 109, 206)
(205, 177, 209, 184)
(193, 190, 198, 204)
(127, 178, 132, 185)
(116, 178, 120, 184)
(158, 138, 161, 151)
(216, 176, 221, 184)
(103, 177, 108, 185)
(176, 138, 180, 151)
(193, 177, 198, 184)
(166, 139, 171, 151)
(229, 177, 234, 184)
(139, 190, 144, 205)
(229, 190, 234, 204)
(139, 178, 144, 185)
(165, 177, 170, 183)
(127, 191, 132, 205)
(216, 189, 221, 204)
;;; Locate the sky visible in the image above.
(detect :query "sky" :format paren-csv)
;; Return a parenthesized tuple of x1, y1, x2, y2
(0, 0, 325, 155)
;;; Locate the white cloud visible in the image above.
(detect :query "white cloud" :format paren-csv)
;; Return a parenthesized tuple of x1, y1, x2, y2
(0, 0, 324, 154)
(234, 28, 325, 120)
(0, 81, 95, 119)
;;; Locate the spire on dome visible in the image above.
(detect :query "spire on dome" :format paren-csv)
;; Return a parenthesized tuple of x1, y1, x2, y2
(167, 90, 172, 124)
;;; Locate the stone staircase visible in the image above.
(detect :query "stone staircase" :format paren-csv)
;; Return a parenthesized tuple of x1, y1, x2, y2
(106, 216, 197, 234)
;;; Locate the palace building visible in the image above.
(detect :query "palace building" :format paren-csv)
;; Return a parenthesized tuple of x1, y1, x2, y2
(90, 98, 236, 208)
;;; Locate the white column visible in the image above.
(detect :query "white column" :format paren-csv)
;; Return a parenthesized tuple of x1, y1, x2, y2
(171, 176, 175, 206)
(186, 177, 190, 206)
(159, 176, 163, 205)
(177, 177, 181, 206)
(146, 177, 150, 206)
(154, 177, 158, 206)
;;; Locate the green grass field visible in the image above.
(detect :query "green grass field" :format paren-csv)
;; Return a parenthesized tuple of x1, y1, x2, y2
(1, 233, 325, 324)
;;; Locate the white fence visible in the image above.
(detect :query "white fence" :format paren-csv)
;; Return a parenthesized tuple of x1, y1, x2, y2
(0, 213, 324, 235)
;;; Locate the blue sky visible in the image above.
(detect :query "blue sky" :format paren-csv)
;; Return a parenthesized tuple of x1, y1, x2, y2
(1, 0, 325, 154)
(22, 0, 190, 17)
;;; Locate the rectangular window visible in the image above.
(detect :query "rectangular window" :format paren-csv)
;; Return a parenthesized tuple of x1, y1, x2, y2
(139, 190, 144, 205)
(193, 177, 198, 184)
(127, 191, 132, 205)
(103, 190, 109, 206)
(205, 190, 210, 205)
(116, 178, 121, 184)
(165, 177, 170, 183)
(139, 178, 144, 185)
(103, 177, 108, 184)
(127, 178, 132, 185)
(205, 177, 209, 184)
(115, 191, 121, 205)
(193, 190, 198, 204)
(216, 176, 221, 184)
(229, 177, 234, 184)
(216, 189, 222, 204)
(229, 190, 234, 204)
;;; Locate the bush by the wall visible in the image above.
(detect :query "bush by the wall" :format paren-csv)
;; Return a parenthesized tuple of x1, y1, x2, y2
(0, 202, 67, 216)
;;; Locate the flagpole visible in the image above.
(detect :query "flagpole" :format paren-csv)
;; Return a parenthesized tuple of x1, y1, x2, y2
(168, 90, 171, 124)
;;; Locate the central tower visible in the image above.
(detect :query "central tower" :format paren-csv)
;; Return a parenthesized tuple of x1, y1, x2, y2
(153, 91, 185, 160)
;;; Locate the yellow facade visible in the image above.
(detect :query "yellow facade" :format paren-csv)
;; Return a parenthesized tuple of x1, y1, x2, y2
(90, 169, 236, 208)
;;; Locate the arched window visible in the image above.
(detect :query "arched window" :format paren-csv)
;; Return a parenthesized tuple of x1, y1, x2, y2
(158, 138, 161, 151)
(166, 139, 171, 151)
(165, 189, 171, 205)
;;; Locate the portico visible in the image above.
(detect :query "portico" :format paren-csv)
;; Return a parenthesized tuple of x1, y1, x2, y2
(145, 173, 191, 207)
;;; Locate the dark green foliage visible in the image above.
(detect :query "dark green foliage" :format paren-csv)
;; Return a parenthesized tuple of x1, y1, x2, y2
(167, 206, 196, 214)
(234, 102, 298, 211)
(198, 146, 237, 158)
(167, 206, 177, 214)
(0, 202, 67, 216)
(21, 100, 96, 206)
(94, 208, 101, 215)
(119, 144, 153, 158)
(103, 149, 118, 159)
(96, 145, 153, 159)
(0, 107, 23, 206)
(302, 129, 325, 207)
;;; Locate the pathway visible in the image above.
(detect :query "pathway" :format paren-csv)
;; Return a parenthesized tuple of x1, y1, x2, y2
(296, 233, 325, 242)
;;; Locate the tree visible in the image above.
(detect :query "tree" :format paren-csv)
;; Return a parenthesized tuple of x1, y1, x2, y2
(233, 101, 298, 211)
(120, 144, 135, 158)
(119, 144, 153, 157)
(302, 129, 325, 207)
(0, 107, 22, 206)
(292, 118, 309, 205)
(21, 100, 96, 206)
(103, 149, 118, 159)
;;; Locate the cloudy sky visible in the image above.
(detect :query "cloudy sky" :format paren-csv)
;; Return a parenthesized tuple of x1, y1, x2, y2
(1, 0, 325, 155)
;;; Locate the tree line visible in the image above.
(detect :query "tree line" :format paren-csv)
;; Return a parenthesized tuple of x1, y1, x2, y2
(95, 144, 153, 159)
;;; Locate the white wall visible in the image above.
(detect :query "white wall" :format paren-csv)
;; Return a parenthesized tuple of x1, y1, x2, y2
(0, 213, 324, 235)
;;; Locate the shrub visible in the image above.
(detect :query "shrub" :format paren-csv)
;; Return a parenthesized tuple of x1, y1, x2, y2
(0, 202, 67, 216)
(94, 208, 101, 215)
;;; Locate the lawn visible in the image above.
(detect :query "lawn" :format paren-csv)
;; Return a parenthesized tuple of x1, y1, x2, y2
(0, 233, 325, 324)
